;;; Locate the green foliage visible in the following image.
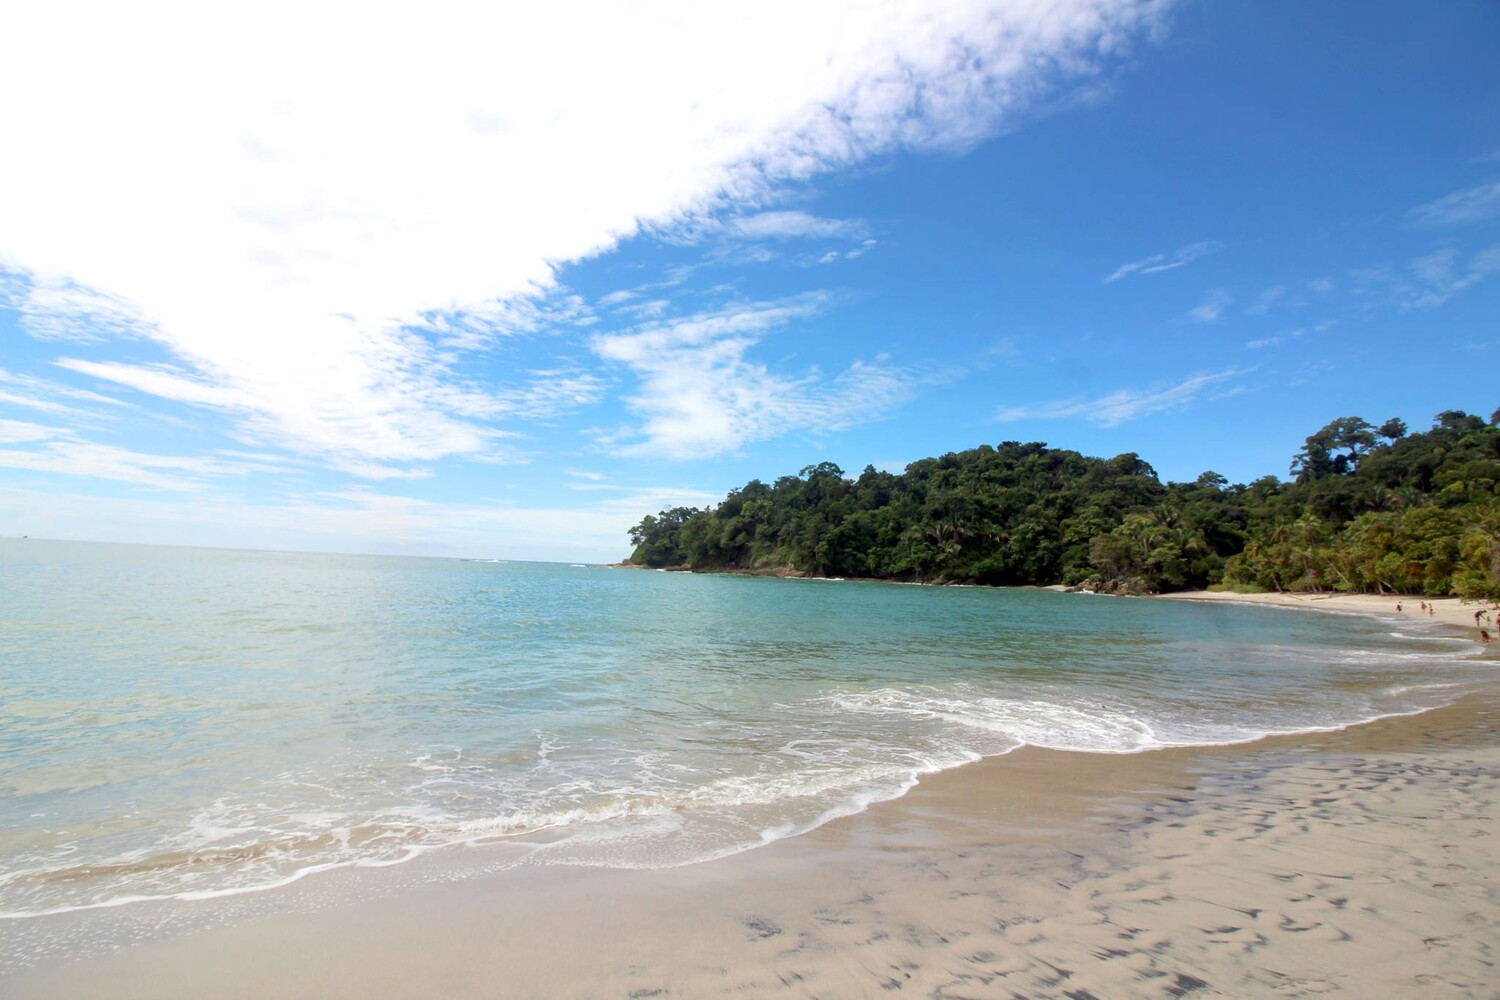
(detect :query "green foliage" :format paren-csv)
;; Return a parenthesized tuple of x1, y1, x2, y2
(625, 409, 1500, 596)
(627, 506, 704, 567)
(1290, 416, 1378, 482)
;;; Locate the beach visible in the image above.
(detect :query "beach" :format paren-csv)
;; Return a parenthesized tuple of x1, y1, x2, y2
(6, 589, 1498, 999)
(1157, 589, 1500, 646)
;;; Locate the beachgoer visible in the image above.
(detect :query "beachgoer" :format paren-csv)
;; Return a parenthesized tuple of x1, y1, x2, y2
(1419, 601, 1427, 612)
(1396, 601, 1403, 613)
(1482, 629, 1492, 645)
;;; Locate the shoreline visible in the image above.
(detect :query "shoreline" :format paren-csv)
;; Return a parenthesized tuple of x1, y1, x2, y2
(5, 597, 1498, 997)
(8, 696, 1496, 999)
(1155, 587, 1496, 641)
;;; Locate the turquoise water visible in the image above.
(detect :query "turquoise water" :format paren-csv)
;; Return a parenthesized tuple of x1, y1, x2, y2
(0, 538, 1489, 919)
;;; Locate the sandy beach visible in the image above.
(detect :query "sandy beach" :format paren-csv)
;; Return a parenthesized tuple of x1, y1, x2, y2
(1157, 589, 1500, 647)
(5, 596, 1498, 999)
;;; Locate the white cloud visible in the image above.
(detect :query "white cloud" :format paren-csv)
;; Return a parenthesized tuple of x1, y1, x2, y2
(1408, 243, 1500, 307)
(1187, 288, 1231, 322)
(1351, 243, 1500, 309)
(479, 371, 611, 421)
(1104, 240, 1222, 282)
(421, 292, 595, 352)
(812, 238, 880, 266)
(1245, 285, 1286, 316)
(996, 368, 1247, 427)
(1408, 179, 1500, 228)
(51, 357, 605, 473)
(0, 419, 68, 444)
(1244, 321, 1331, 350)
(591, 295, 916, 458)
(0, 434, 277, 492)
(0, 1, 1168, 472)
(0, 366, 132, 420)
(725, 211, 867, 241)
(1, 272, 159, 343)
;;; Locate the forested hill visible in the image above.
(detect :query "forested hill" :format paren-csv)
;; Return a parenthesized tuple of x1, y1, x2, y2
(626, 409, 1500, 598)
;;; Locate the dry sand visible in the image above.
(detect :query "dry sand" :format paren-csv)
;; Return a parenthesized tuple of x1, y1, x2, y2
(5, 598, 1499, 999)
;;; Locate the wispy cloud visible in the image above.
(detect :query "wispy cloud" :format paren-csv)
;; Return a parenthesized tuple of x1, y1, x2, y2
(0, 418, 69, 444)
(419, 292, 596, 352)
(591, 295, 915, 458)
(1104, 241, 1222, 283)
(1244, 321, 1333, 350)
(51, 356, 605, 475)
(0, 366, 132, 420)
(814, 238, 879, 266)
(1351, 243, 1500, 309)
(0, 2, 1169, 473)
(996, 368, 1249, 428)
(0, 431, 279, 492)
(1188, 288, 1231, 322)
(1408, 179, 1500, 228)
(1245, 284, 1303, 316)
(1408, 244, 1500, 306)
(0, 271, 159, 343)
(725, 211, 867, 241)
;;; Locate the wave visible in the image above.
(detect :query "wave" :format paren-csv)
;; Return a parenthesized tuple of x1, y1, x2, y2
(0, 754, 947, 920)
(1389, 631, 1473, 643)
(3, 667, 1481, 923)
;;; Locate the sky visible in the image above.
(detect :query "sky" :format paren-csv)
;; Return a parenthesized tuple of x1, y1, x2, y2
(2, 0, 1498, 562)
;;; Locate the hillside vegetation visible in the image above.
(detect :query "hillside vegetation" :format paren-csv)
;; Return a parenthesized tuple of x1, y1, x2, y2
(627, 409, 1500, 598)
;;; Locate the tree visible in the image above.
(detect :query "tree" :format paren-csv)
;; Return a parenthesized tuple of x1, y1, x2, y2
(627, 506, 704, 566)
(620, 405, 1500, 596)
(1291, 417, 1378, 482)
(1435, 410, 1486, 435)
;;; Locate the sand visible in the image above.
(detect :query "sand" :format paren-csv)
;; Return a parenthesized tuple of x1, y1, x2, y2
(1156, 588, 1498, 639)
(4, 598, 1498, 999)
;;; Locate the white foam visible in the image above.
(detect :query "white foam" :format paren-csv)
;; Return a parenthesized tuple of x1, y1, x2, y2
(1389, 631, 1473, 643)
(5, 631, 1489, 924)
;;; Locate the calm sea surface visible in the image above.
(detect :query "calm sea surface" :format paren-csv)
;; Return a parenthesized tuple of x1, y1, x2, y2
(1, 538, 1490, 920)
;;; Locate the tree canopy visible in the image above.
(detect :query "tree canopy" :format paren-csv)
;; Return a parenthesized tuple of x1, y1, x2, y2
(625, 409, 1500, 599)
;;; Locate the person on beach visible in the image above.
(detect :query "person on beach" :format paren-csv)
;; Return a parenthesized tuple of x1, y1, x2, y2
(1481, 629, 1492, 646)
(1396, 601, 1403, 613)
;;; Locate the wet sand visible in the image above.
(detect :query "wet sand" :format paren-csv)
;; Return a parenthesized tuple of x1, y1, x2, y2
(5, 610, 1499, 998)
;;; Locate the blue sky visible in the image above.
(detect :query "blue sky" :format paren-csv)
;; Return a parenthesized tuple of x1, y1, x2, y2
(2, 1, 1497, 561)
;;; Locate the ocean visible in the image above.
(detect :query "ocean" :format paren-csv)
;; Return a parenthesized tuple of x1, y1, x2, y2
(1, 538, 1488, 927)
